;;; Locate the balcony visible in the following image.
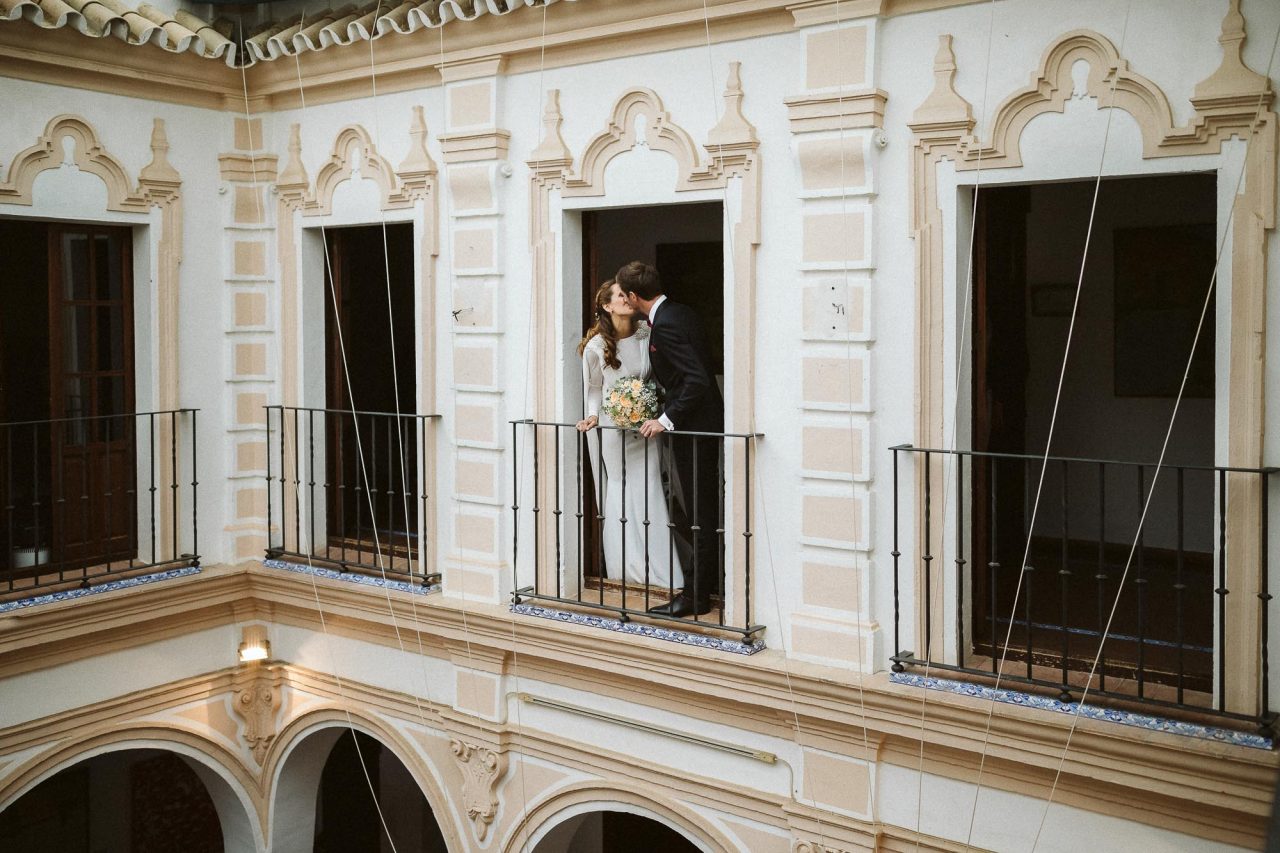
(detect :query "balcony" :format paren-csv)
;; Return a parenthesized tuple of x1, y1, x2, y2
(890, 443, 1277, 730)
(0, 409, 200, 596)
(509, 420, 762, 640)
(264, 405, 440, 585)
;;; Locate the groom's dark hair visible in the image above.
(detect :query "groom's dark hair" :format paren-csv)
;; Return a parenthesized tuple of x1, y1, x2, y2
(616, 261, 663, 301)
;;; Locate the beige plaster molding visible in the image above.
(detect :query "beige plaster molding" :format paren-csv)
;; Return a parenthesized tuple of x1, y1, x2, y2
(1, 114, 150, 211)
(450, 737, 505, 842)
(217, 153, 280, 183)
(783, 90, 888, 133)
(787, 0, 986, 27)
(793, 840, 854, 853)
(438, 53, 507, 83)
(231, 663, 284, 765)
(908, 19, 1277, 713)
(276, 113, 442, 220)
(438, 128, 512, 164)
(502, 780, 740, 853)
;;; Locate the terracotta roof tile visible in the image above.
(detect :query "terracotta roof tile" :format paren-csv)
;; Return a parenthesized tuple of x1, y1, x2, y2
(1, 0, 566, 66)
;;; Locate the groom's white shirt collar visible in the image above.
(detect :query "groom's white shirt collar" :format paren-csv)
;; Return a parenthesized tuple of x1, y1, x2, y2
(648, 294, 668, 324)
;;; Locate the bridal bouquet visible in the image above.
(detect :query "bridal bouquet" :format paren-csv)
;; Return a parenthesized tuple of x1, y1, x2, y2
(602, 375, 660, 428)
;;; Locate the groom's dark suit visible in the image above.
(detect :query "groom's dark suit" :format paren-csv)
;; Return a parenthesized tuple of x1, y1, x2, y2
(648, 298, 723, 613)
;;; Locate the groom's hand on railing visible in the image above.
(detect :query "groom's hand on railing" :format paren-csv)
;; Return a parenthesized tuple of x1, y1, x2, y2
(575, 415, 598, 432)
(639, 419, 666, 438)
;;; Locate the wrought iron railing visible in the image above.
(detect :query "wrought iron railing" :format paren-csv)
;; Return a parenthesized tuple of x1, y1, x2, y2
(509, 420, 763, 640)
(1, 409, 199, 594)
(264, 406, 439, 584)
(890, 443, 1277, 729)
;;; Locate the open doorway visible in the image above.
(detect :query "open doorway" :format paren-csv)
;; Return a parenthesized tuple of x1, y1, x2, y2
(576, 202, 724, 600)
(0, 219, 136, 580)
(970, 173, 1217, 693)
(322, 223, 417, 568)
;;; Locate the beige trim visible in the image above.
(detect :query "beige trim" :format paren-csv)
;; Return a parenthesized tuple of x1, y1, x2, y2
(502, 779, 738, 853)
(439, 129, 512, 164)
(908, 16, 1276, 712)
(0, 563, 1276, 848)
(1, 114, 151, 211)
(783, 90, 887, 132)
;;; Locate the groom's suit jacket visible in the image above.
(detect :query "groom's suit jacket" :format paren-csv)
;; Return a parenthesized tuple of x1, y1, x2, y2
(648, 299, 724, 432)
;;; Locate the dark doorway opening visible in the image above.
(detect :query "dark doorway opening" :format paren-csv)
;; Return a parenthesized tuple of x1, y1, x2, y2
(578, 203, 723, 594)
(322, 224, 417, 564)
(0, 219, 136, 580)
(533, 809, 701, 853)
(0, 749, 223, 853)
(970, 173, 1217, 692)
(313, 730, 447, 853)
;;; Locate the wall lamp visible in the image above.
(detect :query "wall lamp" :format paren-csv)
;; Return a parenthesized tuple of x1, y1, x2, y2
(238, 624, 271, 663)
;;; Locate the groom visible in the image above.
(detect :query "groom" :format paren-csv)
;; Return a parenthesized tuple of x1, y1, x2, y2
(617, 261, 724, 619)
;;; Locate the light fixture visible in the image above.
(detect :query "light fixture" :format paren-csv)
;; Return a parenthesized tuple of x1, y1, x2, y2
(238, 624, 271, 663)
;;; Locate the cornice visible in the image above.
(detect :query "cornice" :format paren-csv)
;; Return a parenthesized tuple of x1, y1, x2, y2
(0, 561, 1274, 845)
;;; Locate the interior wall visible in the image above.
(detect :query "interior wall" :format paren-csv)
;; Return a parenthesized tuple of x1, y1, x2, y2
(1019, 173, 1216, 550)
(590, 202, 722, 287)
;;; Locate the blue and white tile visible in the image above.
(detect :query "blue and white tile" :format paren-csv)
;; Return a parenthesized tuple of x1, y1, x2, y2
(263, 559, 440, 595)
(890, 671, 1272, 750)
(0, 566, 202, 614)
(511, 601, 765, 656)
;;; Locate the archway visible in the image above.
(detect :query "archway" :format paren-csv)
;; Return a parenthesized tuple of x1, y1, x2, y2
(532, 809, 701, 853)
(0, 748, 224, 851)
(270, 723, 449, 853)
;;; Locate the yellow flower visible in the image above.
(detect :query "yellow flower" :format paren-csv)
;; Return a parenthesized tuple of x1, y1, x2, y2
(630, 411, 641, 423)
(609, 392, 620, 405)
(630, 379, 642, 393)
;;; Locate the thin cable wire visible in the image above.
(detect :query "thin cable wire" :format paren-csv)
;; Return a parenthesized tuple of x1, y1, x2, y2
(912, 2, 998, 846)
(962, 4, 1133, 848)
(1029, 21, 1280, 852)
(357, 0, 447, 732)
(239, 13, 398, 850)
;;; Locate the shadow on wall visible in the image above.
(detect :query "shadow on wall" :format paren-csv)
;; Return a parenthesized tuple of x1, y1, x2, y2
(534, 809, 701, 853)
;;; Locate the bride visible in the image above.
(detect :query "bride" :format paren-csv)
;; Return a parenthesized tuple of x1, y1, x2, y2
(576, 280, 684, 591)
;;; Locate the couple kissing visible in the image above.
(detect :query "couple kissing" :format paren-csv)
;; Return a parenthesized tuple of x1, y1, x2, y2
(576, 261, 724, 619)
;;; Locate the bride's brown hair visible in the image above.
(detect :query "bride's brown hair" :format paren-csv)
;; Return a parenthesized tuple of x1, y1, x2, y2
(577, 280, 623, 370)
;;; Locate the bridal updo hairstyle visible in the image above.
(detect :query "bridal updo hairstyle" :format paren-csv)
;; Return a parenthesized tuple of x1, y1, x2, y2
(577, 280, 624, 370)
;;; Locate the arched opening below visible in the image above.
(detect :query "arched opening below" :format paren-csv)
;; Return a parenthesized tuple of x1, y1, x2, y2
(313, 730, 447, 853)
(533, 810, 701, 853)
(0, 748, 224, 852)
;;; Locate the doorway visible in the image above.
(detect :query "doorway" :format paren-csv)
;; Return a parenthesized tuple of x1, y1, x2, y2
(970, 174, 1217, 690)
(0, 219, 136, 576)
(577, 203, 724, 591)
(322, 224, 417, 566)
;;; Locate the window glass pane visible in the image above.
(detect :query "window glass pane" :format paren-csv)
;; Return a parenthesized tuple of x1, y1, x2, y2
(97, 376, 125, 439)
(97, 306, 125, 371)
(63, 306, 92, 374)
(94, 233, 123, 300)
(62, 233, 90, 300)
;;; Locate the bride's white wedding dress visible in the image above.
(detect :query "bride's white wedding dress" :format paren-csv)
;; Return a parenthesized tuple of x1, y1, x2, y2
(582, 322, 684, 590)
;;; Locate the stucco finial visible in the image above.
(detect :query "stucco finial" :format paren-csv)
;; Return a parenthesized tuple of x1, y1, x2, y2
(910, 34, 975, 129)
(277, 123, 309, 188)
(529, 89, 571, 168)
(139, 118, 180, 185)
(1193, 0, 1271, 106)
(398, 105, 437, 175)
(707, 61, 759, 149)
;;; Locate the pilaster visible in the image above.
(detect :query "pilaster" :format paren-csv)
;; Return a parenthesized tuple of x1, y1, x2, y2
(786, 12, 883, 670)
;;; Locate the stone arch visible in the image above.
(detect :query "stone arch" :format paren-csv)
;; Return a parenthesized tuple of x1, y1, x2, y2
(263, 706, 463, 853)
(501, 779, 736, 853)
(957, 29, 1182, 168)
(564, 87, 709, 196)
(0, 114, 153, 211)
(0, 723, 264, 851)
(307, 124, 409, 215)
